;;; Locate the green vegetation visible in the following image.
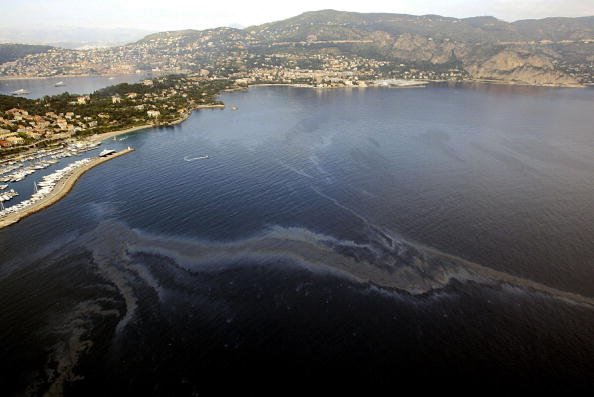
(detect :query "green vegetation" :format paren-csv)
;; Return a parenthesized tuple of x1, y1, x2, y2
(0, 75, 234, 157)
(2, 11, 593, 85)
(248, 10, 594, 43)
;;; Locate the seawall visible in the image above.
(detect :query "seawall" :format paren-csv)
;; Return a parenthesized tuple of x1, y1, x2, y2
(0, 148, 135, 230)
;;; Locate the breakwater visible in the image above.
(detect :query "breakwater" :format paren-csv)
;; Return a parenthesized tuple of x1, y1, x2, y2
(0, 148, 134, 229)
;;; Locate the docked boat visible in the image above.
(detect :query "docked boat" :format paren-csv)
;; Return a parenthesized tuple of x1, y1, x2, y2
(99, 149, 116, 157)
(0, 158, 92, 218)
(11, 88, 31, 95)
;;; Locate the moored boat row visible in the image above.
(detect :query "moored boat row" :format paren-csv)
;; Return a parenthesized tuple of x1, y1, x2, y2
(0, 147, 134, 228)
(0, 189, 18, 203)
(0, 142, 100, 183)
(0, 158, 92, 218)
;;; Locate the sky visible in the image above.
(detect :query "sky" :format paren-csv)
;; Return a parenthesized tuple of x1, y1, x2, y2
(2, 0, 593, 31)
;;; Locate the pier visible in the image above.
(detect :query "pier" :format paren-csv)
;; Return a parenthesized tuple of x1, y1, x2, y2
(0, 147, 134, 230)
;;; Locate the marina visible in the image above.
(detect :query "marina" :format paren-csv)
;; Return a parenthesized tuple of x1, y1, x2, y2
(1, 1, 594, 393)
(0, 143, 100, 184)
(0, 85, 593, 395)
(0, 147, 134, 229)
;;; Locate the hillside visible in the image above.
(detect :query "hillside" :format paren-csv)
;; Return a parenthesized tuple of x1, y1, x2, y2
(1, 10, 593, 86)
(0, 43, 53, 64)
(247, 10, 594, 43)
(244, 10, 594, 86)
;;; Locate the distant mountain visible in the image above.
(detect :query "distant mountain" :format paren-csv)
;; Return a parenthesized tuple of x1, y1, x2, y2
(246, 10, 594, 43)
(242, 10, 594, 85)
(0, 43, 53, 64)
(0, 26, 153, 49)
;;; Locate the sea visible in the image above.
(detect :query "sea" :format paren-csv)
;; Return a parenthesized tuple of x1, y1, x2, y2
(0, 82, 593, 395)
(0, 73, 151, 99)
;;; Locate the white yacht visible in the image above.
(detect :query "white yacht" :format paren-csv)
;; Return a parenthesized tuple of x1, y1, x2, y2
(99, 149, 116, 157)
(11, 88, 31, 95)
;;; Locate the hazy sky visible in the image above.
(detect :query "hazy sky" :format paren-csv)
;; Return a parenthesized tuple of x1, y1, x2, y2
(3, 0, 593, 31)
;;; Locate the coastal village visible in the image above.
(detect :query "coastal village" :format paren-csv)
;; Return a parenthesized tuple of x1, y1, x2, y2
(0, 108, 90, 148)
(0, 45, 470, 87)
(0, 66, 426, 226)
(1, 22, 593, 86)
(0, 74, 235, 225)
(0, 13, 592, 228)
(0, 75, 233, 151)
(1, 8, 594, 394)
(0, 62, 462, 154)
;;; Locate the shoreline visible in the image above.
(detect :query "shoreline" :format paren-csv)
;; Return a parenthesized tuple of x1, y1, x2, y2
(247, 82, 428, 89)
(88, 123, 153, 143)
(1, 73, 587, 88)
(0, 103, 225, 229)
(87, 103, 225, 143)
(247, 79, 586, 89)
(0, 77, 586, 227)
(0, 148, 135, 230)
(0, 73, 142, 81)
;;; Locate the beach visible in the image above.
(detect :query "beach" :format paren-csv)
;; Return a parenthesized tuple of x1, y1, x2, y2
(88, 104, 225, 143)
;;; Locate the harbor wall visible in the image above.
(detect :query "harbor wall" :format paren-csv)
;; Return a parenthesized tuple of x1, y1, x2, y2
(0, 148, 134, 230)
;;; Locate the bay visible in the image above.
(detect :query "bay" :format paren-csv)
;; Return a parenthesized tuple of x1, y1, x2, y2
(1, 84, 593, 394)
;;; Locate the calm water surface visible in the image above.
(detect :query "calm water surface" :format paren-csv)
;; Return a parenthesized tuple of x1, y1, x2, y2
(0, 84, 593, 394)
(0, 74, 151, 98)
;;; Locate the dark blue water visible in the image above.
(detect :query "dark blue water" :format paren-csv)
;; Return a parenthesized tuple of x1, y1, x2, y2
(0, 85, 593, 395)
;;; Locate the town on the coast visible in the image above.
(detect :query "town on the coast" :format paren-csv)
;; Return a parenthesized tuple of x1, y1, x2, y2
(1, 9, 593, 227)
(2, 10, 594, 88)
(0, 74, 232, 226)
(0, 75, 233, 151)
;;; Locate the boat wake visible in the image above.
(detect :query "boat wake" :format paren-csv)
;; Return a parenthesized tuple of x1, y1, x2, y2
(184, 155, 209, 162)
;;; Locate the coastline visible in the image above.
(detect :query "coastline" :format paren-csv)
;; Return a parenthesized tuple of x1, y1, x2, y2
(0, 73, 141, 81)
(248, 80, 586, 89)
(468, 78, 586, 89)
(88, 123, 153, 143)
(0, 148, 135, 230)
(1, 73, 586, 88)
(0, 73, 594, 89)
(0, 103, 225, 229)
(0, 75, 585, 228)
(87, 103, 225, 143)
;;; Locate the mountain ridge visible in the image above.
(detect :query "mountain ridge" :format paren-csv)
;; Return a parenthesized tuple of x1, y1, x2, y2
(1, 10, 593, 87)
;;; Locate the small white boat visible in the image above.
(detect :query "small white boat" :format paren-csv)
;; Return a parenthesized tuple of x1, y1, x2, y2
(11, 88, 31, 95)
(99, 149, 116, 157)
(184, 155, 209, 162)
(54, 81, 65, 87)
